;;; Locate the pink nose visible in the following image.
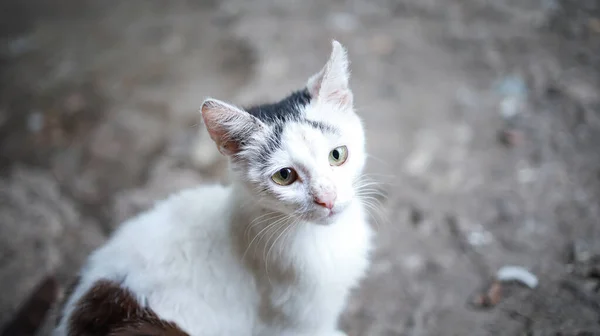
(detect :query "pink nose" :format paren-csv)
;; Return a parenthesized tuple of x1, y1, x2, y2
(314, 192, 336, 210)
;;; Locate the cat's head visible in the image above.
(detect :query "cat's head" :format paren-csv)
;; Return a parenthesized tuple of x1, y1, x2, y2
(201, 40, 365, 224)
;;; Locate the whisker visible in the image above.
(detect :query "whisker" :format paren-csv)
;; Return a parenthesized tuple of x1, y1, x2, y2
(242, 214, 289, 262)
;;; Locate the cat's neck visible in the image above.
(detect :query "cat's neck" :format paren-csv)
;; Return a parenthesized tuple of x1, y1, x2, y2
(228, 181, 296, 235)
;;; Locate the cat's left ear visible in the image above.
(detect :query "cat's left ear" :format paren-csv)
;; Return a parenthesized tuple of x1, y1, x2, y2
(201, 98, 265, 156)
(306, 40, 353, 108)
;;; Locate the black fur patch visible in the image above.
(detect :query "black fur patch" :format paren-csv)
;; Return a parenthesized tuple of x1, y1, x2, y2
(243, 88, 338, 169)
(303, 119, 338, 134)
(245, 89, 312, 162)
(245, 89, 311, 124)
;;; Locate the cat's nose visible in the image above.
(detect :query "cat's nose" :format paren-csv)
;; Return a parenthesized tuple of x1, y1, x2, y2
(314, 191, 336, 210)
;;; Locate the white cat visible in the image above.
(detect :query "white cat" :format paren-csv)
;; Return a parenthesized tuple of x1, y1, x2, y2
(54, 40, 373, 336)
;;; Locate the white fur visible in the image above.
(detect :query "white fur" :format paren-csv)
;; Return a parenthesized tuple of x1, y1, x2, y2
(54, 40, 373, 336)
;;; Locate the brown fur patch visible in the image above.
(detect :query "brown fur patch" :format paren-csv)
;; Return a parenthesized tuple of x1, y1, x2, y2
(67, 279, 189, 336)
(1, 275, 58, 336)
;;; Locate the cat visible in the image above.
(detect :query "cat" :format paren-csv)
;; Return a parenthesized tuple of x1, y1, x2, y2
(53, 40, 373, 336)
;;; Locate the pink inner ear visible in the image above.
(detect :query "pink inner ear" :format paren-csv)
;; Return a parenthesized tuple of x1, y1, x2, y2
(327, 89, 352, 106)
(220, 140, 240, 155)
(202, 113, 223, 144)
(204, 120, 238, 155)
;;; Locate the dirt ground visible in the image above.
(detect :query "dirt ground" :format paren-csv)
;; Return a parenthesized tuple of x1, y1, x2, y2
(1, 0, 600, 335)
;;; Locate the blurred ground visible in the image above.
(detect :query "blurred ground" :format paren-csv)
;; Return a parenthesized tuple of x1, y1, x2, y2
(1, 0, 600, 335)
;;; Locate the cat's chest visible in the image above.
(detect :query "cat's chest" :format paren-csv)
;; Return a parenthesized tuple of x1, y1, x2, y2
(293, 216, 372, 284)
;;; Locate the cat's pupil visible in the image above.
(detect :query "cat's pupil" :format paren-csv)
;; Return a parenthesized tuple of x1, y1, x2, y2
(280, 169, 289, 179)
(332, 150, 340, 160)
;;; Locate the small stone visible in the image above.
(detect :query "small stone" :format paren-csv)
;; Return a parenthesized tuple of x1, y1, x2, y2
(498, 128, 523, 147)
(495, 75, 528, 120)
(487, 281, 503, 306)
(471, 293, 489, 308)
(497, 266, 539, 288)
(499, 96, 523, 120)
(470, 281, 503, 309)
(467, 229, 492, 246)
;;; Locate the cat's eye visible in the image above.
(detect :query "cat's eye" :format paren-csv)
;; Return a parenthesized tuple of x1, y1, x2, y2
(329, 146, 348, 166)
(271, 168, 298, 186)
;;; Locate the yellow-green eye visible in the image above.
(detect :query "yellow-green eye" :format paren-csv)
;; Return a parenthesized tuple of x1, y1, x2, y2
(271, 168, 298, 186)
(329, 146, 348, 166)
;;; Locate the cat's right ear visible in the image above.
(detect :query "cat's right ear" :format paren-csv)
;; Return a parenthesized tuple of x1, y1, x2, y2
(306, 40, 353, 108)
(200, 98, 265, 156)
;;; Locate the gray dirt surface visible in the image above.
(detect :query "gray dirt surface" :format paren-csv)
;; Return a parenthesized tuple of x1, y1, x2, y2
(1, 0, 599, 335)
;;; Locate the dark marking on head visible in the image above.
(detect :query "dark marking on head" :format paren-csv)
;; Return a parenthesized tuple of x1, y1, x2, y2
(1, 275, 58, 336)
(67, 279, 189, 336)
(245, 88, 311, 124)
(303, 119, 338, 134)
(240, 88, 339, 172)
(258, 122, 284, 158)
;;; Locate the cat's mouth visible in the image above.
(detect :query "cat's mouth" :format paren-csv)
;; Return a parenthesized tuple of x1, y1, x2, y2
(316, 204, 347, 222)
(327, 208, 340, 217)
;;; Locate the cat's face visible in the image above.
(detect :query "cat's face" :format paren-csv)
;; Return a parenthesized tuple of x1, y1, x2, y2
(246, 99, 365, 224)
(202, 41, 365, 224)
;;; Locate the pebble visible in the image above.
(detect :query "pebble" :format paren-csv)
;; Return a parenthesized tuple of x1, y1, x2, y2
(471, 281, 503, 309)
(498, 128, 523, 148)
(494, 75, 528, 120)
(471, 266, 539, 309)
(467, 229, 492, 247)
(496, 265, 539, 288)
(499, 95, 523, 120)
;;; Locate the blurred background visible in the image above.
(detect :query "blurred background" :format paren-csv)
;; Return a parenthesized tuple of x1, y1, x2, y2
(1, 0, 600, 335)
